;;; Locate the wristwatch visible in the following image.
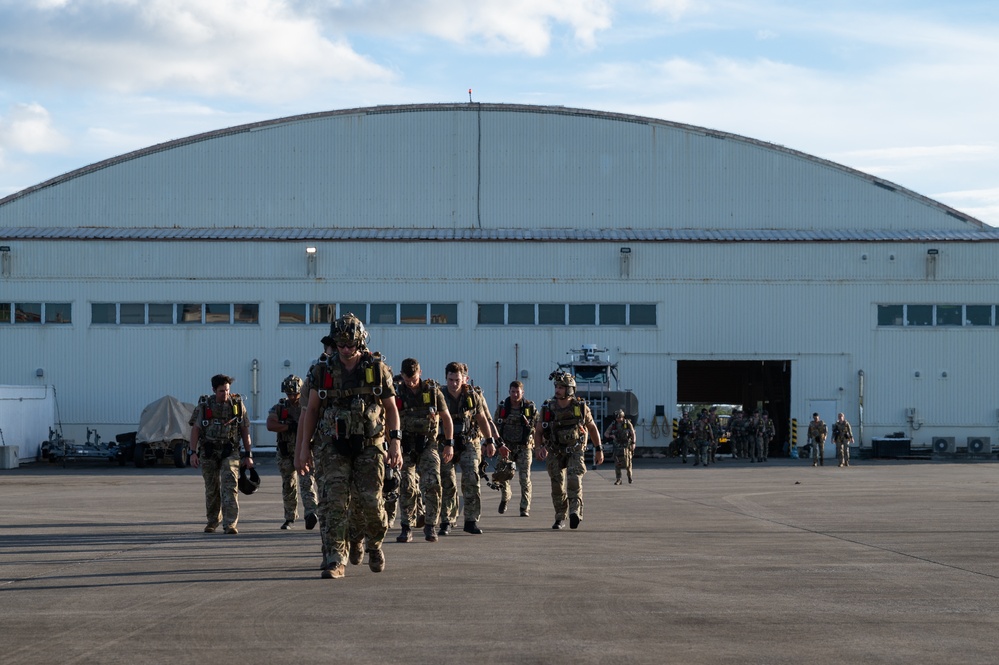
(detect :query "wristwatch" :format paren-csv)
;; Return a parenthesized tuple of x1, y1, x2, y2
(444, 439, 454, 447)
(188, 448, 197, 457)
(389, 429, 402, 441)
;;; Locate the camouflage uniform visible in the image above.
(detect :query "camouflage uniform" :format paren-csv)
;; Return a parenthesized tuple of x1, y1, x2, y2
(540, 397, 594, 520)
(761, 414, 775, 462)
(807, 417, 827, 466)
(441, 385, 489, 527)
(747, 412, 764, 463)
(190, 393, 247, 531)
(396, 377, 447, 534)
(309, 351, 395, 570)
(729, 411, 746, 459)
(605, 418, 636, 484)
(693, 414, 714, 467)
(677, 413, 693, 463)
(708, 409, 722, 463)
(495, 397, 538, 514)
(269, 396, 318, 524)
(832, 418, 853, 467)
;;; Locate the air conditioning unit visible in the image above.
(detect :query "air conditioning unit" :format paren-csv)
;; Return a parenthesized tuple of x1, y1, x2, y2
(932, 437, 956, 454)
(967, 437, 992, 454)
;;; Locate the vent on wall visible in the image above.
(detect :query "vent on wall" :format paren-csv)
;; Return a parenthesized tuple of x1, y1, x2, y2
(932, 437, 956, 454)
(967, 437, 992, 454)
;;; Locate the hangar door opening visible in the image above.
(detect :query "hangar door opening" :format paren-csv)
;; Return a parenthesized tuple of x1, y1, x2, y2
(677, 360, 791, 457)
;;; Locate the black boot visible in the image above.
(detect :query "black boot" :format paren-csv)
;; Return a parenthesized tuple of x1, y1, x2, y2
(396, 525, 412, 543)
(438, 522, 451, 536)
(569, 513, 581, 529)
(498, 499, 508, 514)
(463, 520, 483, 535)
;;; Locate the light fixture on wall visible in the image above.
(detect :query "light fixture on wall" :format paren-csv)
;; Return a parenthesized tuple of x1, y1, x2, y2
(306, 247, 317, 276)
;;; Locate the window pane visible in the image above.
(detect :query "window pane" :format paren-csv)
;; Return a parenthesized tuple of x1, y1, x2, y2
(400, 304, 427, 325)
(906, 305, 932, 326)
(935, 305, 961, 326)
(877, 305, 904, 326)
(370, 304, 396, 325)
(148, 304, 174, 324)
(45, 303, 71, 324)
(966, 305, 991, 326)
(91, 303, 116, 324)
(205, 303, 230, 324)
(539, 304, 566, 325)
(179, 304, 202, 323)
(280, 303, 307, 324)
(599, 304, 626, 325)
(508, 303, 535, 325)
(629, 304, 657, 326)
(311, 303, 336, 324)
(0, 303, 9, 324)
(15, 303, 41, 323)
(340, 304, 367, 322)
(430, 303, 457, 325)
(478, 304, 504, 324)
(120, 303, 145, 324)
(234, 304, 258, 324)
(568, 304, 595, 325)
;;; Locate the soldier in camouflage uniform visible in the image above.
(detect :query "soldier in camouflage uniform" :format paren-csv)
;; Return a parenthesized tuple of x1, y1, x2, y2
(534, 370, 603, 530)
(296, 313, 403, 580)
(729, 409, 745, 459)
(708, 406, 722, 463)
(807, 412, 827, 467)
(189, 374, 253, 535)
(440, 362, 497, 535)
(394, 358, 453, 543)
(604, 409, 636, 484)
(494, 380, 538, 516)
(760, 411, 775, 462)
(692, 410, 713, 467)
(833, 412, 854, 467)
(746, 410, 762, 463)
(677, 411, 693, 463)
(266, 375, 318, 530)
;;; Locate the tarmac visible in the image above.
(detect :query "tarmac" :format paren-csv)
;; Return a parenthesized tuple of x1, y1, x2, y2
(3, 454, 999, 665)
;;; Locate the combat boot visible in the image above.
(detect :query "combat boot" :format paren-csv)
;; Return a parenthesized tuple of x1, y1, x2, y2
(498, 499, 508, 514)
(367, 548, 385, 573)
(396, 525, 413, 542)
(415, 513, 426, 528)
(552, 518, 566, 529)
(281, 519, 294, 530)
(203, 522, 219, 533)
(438, 522, 451, 536)
(348, 540, 364, 565)
(305, 512, 318, 530)
(569, 513, 581, 529)
(463, 520, 483, 535)
(424, 525, 438, 542)
(224, 526, 238, 535)
(321, 563, 345, 579)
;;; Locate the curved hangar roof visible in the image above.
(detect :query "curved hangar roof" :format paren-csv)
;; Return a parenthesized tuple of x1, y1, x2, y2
(0, 103, 993, 240)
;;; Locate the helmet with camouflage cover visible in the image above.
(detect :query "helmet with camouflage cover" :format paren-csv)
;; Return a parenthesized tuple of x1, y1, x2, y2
(322, 312, 368, 350)
(491, 459, 516, 484)
(281, 374, 303, 395)
(549, 368, 577, 396)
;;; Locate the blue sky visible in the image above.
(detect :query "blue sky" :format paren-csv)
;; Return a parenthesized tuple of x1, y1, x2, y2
(1, 0, 997, 225)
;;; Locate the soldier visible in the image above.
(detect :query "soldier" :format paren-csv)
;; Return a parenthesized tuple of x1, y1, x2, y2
(708, 406, 722, 463)
(604, 409, 636, 484)
(494, 380, 538, 517)
(760, 410, 775, 462)
(440, 362, 497, 535)
(807, 412, 827, 467)
(676, 411, 693, 463)
(394, 358, 453, 543)
(188, 373, 253, 535)
(296, 313, 403, 580)
(832, 412, 854, 467)
(692, 409, 713, 467)
(747, 409, 763, 463)
(729, 409, 745, 459)
(534, 370, 603, 529)
(266, 375, 318, 530)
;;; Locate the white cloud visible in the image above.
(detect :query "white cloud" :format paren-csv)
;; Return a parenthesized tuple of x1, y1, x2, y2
(0, 103, 68, 154)
(0, 0, 396, 101)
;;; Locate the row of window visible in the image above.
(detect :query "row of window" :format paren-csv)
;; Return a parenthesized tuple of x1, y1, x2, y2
(877, 305, 999, 327)
(91, 303, 260, 325)
(10, 302, 994, 329)
(0, 303, 72, 324)
(477, 303, 657, 326)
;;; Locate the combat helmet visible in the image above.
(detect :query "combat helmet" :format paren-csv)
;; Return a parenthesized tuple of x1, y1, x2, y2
(548, 369, 577, 396)
(322, 312, 368, 350)
(238, 467, 261, 495)
(615, 409, 626, 419)
(281, 374, 303, 395)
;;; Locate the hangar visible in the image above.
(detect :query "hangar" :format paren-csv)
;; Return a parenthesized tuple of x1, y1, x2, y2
(1, 102, 997, 460)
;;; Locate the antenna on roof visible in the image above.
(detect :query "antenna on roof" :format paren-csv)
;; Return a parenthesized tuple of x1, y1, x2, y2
(468, 88, 473, 103)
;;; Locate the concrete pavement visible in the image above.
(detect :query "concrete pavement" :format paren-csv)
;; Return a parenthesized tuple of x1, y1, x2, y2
(3, 456, 999, 664)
